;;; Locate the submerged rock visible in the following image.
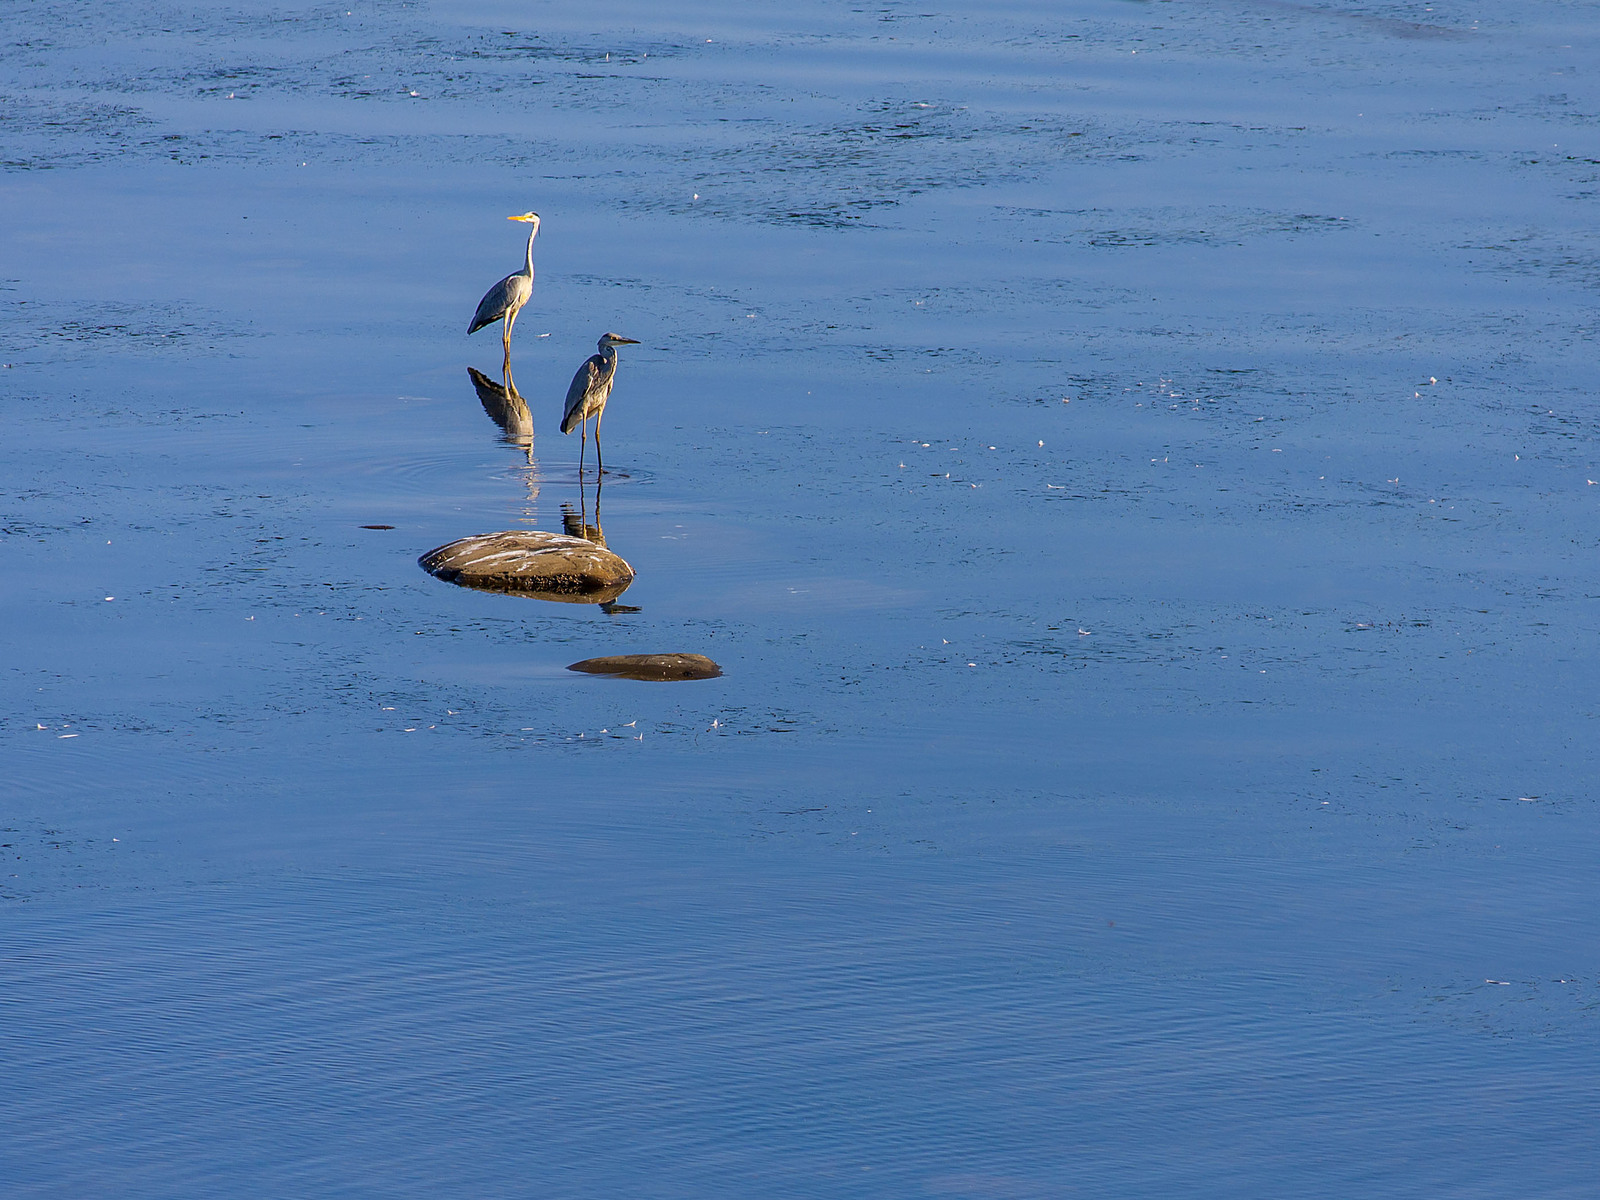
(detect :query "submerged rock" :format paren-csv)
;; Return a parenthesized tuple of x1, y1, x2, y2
(419, 531, 634, 603)
(567, 654, 723, 682)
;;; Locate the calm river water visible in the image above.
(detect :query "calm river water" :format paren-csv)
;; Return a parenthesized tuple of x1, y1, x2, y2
(3, 1, 1599, 1195)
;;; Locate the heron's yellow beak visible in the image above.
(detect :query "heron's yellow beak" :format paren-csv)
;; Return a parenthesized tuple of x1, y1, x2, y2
(508, 213, 539, 223)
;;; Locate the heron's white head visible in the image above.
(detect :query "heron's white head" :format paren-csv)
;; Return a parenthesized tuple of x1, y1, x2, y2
(507, 211, 541, 233)
(598, 333, 640, 349)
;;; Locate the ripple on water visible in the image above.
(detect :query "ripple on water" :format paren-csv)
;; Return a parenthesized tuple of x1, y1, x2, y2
(3, 874, 1596, 1197)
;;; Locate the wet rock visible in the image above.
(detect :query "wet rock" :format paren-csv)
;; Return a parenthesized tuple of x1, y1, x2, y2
(419, 531, 634, 603)
(567, 654, 723, 682)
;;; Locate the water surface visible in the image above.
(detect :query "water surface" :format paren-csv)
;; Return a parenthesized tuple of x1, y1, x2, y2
(4, 1, 1599, 1196)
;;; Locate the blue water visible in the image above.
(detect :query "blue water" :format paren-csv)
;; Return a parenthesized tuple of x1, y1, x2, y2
(4, 1, 1599, 1195)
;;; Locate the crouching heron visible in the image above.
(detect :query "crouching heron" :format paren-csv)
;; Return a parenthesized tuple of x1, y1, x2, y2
(468, 211, 540, 369)
(561, 332, 640, 474)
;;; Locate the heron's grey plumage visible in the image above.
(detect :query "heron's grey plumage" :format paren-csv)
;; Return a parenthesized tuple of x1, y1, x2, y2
(560, 333, 639, 473)
(468, 272, 531, 336)
(560, 353, 614, 434)
(468, 212, 540, 368)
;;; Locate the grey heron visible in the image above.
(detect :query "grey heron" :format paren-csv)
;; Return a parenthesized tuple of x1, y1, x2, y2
(560, 332, 640, 474)
(468, 212, 540, 369)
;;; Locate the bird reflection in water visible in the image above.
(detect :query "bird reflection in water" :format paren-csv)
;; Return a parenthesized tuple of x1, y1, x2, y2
(468, 365, 534, 457)
(563, 474, 640, 613)
(561, 478, 603, 545)
(467, 364, 541, 530)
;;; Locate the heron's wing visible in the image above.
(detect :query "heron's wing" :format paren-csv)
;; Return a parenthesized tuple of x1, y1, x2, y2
(468, 272, 527, 334)
(561, 357, 603, 433)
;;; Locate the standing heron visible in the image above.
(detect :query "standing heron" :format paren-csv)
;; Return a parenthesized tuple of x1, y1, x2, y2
(468, 211, 540, 369)
(561, 332, 639, 474)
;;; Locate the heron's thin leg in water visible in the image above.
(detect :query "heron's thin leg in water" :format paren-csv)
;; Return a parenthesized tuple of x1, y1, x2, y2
(560, 334, 636, 476)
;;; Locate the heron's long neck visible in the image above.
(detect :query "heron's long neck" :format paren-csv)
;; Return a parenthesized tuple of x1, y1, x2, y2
(523, 227, 537, 277)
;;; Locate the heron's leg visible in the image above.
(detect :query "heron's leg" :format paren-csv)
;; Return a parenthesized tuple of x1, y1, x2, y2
(578, 413, 587, 476)
(502, 307, 517, 367)
(594, 406, 605, 475)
